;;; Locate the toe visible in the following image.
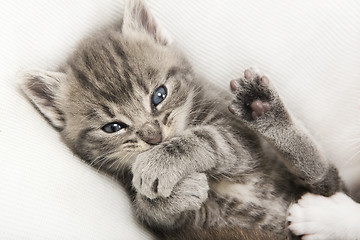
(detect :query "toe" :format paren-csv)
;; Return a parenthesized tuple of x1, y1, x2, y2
(261, 76, 270, 86)
(230, 79, 240, 91)
(228, 104, 236, 114)
(244, 69, 252, 80)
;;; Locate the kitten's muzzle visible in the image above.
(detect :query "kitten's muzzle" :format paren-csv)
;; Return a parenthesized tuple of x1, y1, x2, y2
(136, 121, 163, 145)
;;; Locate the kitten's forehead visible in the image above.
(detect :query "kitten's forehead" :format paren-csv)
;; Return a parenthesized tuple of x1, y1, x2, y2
(62, 29, 192, 124)
(65, 30, 180, 105)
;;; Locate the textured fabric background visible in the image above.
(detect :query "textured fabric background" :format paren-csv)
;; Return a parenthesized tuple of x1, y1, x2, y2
(1, 0, 360, 239)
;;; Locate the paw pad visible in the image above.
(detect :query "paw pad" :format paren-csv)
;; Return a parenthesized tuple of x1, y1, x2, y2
(251, 100, 271, 119)
(229, 68, 273, 121)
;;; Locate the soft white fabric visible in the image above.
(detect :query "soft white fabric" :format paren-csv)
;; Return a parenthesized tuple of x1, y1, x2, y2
(1, 0, 360, 239)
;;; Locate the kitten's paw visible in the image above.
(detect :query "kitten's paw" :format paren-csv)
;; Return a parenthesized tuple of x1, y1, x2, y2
(229, 68, 271, 120)
(228, 68, 289, 125)
(172, 172, 209, 211)
(135, 173, 209, 225)
(287, 192, 360, 240)
(132, 149, 184, 199)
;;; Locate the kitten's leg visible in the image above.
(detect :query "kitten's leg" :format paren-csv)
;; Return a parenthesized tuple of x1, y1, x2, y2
(134, 172, 209, 229)
(229, 68, 343, 196)
(288, 192, 360, 240)
(132, 125, 247, 199)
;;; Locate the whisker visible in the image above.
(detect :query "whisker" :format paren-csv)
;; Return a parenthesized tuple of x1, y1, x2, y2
(107, 150, 132, 169)
(114, 152, 137, 179)
(88, 149, 124, 172)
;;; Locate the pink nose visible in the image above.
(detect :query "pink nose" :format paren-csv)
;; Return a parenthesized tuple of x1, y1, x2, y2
(136, 121, 163, 145)
(146, 133, 162, 145)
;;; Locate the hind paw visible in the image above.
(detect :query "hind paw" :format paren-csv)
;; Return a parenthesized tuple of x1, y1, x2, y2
(287, 193, 360, 240)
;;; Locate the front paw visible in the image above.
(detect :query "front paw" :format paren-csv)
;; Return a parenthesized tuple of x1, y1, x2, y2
(228, 68, 289, 125)
(132, 149, 184, 199)
(135, 173, 209, 227)
(172, 172, 209, 211)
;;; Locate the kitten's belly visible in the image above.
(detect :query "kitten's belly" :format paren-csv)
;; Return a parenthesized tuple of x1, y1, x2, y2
(208, 179, 289, 233)
(210, 180, 262, 205)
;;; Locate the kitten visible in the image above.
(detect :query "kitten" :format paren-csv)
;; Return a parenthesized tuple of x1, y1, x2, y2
(20, 0, 345, 239)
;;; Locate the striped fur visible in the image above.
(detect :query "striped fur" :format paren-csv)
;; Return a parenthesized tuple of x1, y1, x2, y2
(20, 0, 345, 239)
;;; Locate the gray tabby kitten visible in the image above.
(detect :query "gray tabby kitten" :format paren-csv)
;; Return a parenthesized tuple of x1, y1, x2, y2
(20, 0, 345, 239)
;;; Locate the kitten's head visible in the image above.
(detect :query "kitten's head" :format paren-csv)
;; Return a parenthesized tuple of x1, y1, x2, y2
(20, 0, 197, 171)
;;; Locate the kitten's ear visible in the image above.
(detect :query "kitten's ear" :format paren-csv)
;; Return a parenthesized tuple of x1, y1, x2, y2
(19, 69, 66, 130)
(122, 0, 172, 45)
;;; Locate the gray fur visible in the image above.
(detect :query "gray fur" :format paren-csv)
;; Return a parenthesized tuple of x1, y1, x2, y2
(20, 0, 345, 239)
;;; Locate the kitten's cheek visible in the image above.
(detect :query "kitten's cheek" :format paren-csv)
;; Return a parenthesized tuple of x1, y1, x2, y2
(128, 153, 140, 165)
(139, 145, 153, 153)
(161, 127, 173, 142)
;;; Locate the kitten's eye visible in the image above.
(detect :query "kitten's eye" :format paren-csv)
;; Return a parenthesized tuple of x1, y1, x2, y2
(152, 85, 167, 108)
(102, 122, 127, 133)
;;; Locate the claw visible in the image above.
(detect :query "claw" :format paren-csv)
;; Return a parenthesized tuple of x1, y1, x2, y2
(152, 178, 159, 194)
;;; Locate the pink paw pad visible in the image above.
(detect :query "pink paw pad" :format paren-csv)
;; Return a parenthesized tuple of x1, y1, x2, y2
(229, 68, 273, 120)
(230, 79, 240, 91)
(251, 100, 271, 119)
(244, 69, 252, 80)
(261, 76, 269, 86)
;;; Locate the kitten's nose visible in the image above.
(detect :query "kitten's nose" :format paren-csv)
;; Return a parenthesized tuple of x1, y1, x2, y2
(145, 133, 162, 145)
(137, 121, 163, 145)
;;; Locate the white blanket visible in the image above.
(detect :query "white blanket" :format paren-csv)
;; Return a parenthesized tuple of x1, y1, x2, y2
(1, 0, 360, 239)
